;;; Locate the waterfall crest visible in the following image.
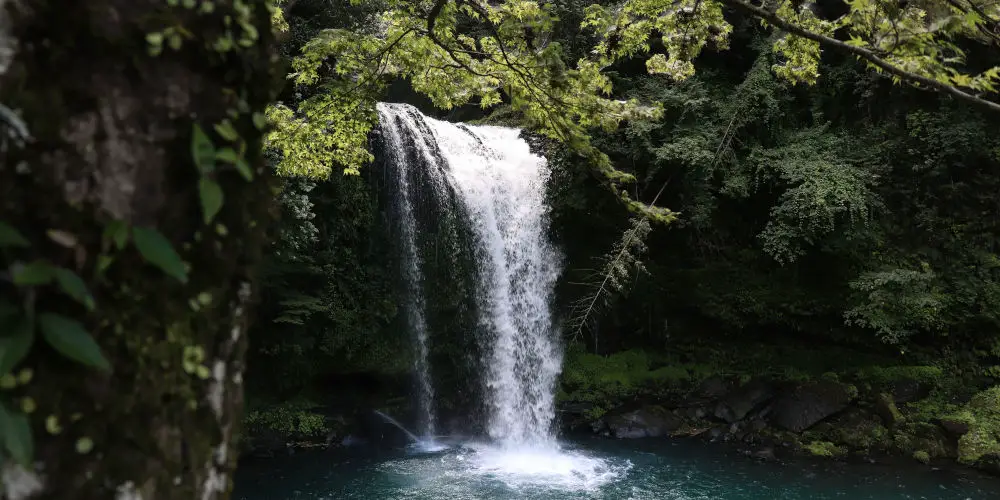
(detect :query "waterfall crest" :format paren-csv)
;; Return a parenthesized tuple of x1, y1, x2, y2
(376, 103, 563, 447)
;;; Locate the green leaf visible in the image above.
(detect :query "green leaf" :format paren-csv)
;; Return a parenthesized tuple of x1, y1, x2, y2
(54, 268, 96, 311)
(214, 148, 240, 164)
(0, 316, 34, 376)
(12, 261, 55, 286)
(0, 402, 34, 467)
(0, 222, 29, 248)
(252, 112, 267, 130)
(199, 179, 224, 225)
(214, 120, 240, 142)
(235, 159, 254, 181)
(191, 124, 216, 174)
(96, 255, 114, 274)
(38, 313, 111, 372)
(103, 220, 129, 250)
(132, 227, 188, 283)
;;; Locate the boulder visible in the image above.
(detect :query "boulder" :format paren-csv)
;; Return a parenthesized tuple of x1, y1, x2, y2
(696, 376, 732, 399)
(713, 380, 775, 423)
(874, 393, 903, 427)
(974, 453, 1000, 476)
(751, 447, 777, 461)
(770, 380, 854, 432)
(606, 406, 684, 438)
(891, 379, 931, 403)
(938, 418, 971, 438)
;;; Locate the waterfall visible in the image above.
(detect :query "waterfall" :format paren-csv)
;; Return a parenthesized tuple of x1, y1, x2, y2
(377, 103, 451, 440)
(376, 103, 563, 448)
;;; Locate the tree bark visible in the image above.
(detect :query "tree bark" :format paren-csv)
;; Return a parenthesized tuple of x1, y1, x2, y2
(0, 1, 277, 498)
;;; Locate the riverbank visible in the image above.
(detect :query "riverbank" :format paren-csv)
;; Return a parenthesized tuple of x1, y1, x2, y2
(238, 338, 999, 478)
(555, 340, 1000, 477)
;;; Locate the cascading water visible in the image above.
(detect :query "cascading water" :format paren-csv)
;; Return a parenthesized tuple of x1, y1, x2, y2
(427, 122, 563, 448)
(376, 103, 623, 489)
(377, 103, 451, 442)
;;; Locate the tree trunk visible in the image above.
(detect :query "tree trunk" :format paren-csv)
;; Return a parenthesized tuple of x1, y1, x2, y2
(0, 1, 277, 498)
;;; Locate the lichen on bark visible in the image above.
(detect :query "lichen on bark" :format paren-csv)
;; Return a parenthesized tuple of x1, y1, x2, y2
(0, 1, 279, 498)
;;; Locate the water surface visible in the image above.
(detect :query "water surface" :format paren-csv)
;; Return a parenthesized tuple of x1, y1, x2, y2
(233, 438, 999, 499)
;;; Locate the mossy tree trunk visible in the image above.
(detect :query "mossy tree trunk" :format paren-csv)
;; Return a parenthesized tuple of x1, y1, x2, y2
(0, 1, 277, 498)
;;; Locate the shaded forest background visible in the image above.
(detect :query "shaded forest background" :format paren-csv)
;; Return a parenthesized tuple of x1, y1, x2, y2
(244, 0, 1000, 453)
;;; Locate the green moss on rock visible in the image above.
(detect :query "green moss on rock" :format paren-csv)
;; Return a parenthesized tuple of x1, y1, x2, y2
(804, 440, 847, 458)
(957, 386, 1000, 464)
(913, 450, 931, 464)
(856, 365, 943, 386)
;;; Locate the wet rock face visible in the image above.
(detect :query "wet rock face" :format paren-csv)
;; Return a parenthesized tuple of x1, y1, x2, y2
(605, 407, 684, 438)
(769, 381, 855, 432)
(713, 380, 775, 423)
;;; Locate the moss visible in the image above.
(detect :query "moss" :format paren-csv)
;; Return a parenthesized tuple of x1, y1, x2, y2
(243, 399, 331, 439)
(913, 450, 931, 464)
(824, 417, 890, 451)
(878, 392, 903, 424)
(804, 440, 847, 458)
(856, 365, 943, 386)
(957, 386, 1000, 464)
(893, 421, 952, 458)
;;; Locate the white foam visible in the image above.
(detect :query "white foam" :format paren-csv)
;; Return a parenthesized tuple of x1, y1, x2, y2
(462, 442, 630, 492)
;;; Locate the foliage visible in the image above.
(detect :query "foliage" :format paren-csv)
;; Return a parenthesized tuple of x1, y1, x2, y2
(244, 399, 330, 438)
(247, 173, 404, 396)
(957, 386, 1000, 464)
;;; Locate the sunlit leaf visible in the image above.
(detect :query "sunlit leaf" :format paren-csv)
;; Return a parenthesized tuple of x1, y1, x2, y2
(214, 120, 240, 142)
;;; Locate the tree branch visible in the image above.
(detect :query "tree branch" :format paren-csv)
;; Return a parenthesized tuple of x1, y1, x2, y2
(720, 0, 1000, 114)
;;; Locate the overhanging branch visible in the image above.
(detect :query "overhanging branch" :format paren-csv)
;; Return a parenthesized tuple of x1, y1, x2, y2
(720, 0, 1000, 114)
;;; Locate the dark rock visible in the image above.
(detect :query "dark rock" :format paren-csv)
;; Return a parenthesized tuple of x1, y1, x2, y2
(974, 453, 1000, 476)
(893, 421, 957, 459)
(697, 376, 732, 399)
(770, 380, 854, 432)
(713, 380, 775, 423)
(824, 408, 891, 451)
(938, 418, 970, 437)
(751, 447, 777, 461)
(707, 425, 726, 441)
(680, 407, 707, 420)
(749, 419, 768, 432)
(874, 393, 903, 427)
(606, 406, 683, 438)
(891, 379, 930, 403)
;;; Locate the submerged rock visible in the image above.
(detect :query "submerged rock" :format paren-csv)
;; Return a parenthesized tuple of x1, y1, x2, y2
(770, 381, 854, 432)
(751, 447, 777, 461)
